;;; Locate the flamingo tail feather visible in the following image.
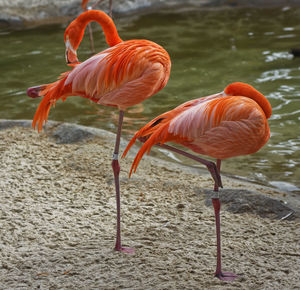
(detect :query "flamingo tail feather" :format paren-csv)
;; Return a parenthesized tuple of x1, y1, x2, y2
(29, 72, 71, 132)
(123, 115, 177, 177)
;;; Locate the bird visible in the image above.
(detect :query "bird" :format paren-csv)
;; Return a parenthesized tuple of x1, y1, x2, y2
(27, 10, 171, 254)
(122, 82, 272, 279)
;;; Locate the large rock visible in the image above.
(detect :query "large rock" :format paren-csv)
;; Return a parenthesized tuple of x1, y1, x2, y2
(204, 189, 297, 220)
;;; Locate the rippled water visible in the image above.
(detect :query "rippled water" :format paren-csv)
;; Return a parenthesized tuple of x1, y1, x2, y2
(0, 7, 299, 193)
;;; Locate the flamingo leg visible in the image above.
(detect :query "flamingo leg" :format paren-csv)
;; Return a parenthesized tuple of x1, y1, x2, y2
(112, 110, 134, 254)
(154, 145, 236, 280)
(83, 2, 96, 56)
(143, 143, 236, 279)
(92, 0, 113, 17)
(212, 159, 237, 281)
(157, 143, 222, 189)
(86, 0, 113, 55)
(108, 0, 113, 17)
(87, 23, 95, 55)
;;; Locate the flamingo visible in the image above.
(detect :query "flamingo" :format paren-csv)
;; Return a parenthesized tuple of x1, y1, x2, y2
(122, 82, 272, 279)
(27, 10, 171, 253)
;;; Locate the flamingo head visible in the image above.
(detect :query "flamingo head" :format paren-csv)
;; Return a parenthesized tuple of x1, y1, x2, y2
(64, 22, 85, 64)
(224, 82, 258, 97)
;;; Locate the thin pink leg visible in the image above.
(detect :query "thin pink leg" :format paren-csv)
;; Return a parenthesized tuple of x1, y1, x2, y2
(109, 0, 113, 17)
(157, 143, 222, 189)
(212, 159, 237, 281)
(92, 0, 113, 17)
(143, 143, 236, 279)
(87, 23, 95, 55)
(112, 110, 134, 254)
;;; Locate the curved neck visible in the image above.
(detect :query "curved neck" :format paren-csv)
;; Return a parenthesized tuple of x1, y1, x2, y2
(66, 10, 122, 48)
(225, 82, 272, 119)
(245, 91, 272, 119)
(257, 96, 272, 119)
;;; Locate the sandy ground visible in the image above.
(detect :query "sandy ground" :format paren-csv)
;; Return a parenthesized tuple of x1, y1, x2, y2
(0, 120, 299, 289)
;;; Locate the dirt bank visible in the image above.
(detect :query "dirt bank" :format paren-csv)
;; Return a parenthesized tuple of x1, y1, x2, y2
(0, 120, 299, 289)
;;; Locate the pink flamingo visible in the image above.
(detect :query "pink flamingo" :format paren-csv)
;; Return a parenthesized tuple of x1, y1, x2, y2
(123, 82, 272, 279)
(27, 10, 171, 253)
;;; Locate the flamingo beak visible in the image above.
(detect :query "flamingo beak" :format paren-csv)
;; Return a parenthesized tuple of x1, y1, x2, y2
(65, 38, 79, 64)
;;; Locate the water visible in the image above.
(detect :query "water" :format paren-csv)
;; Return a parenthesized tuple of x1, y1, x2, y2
(0, 7, 299, 193)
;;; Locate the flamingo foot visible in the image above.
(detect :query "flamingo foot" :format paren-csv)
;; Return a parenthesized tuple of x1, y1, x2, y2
(114, 245, 135, 254)
(215, 271, 238, 281)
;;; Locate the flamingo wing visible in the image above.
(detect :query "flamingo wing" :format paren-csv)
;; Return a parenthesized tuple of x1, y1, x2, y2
(122, 97, 204, 160)
(122, 94, 223, 175)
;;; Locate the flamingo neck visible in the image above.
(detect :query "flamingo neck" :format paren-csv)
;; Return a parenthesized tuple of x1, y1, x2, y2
(66, 10, 122, 48)
(224, 82, 272, 119)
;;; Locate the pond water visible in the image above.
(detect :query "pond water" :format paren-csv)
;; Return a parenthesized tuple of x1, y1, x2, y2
(0, 7, 299, 194)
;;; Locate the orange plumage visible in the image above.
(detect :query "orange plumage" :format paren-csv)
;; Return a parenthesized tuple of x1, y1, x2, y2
(123, 82, 271, 176)
(27, 11, 170, 132)
(122, 82, 272, 279)
(27, 10, 170, 254)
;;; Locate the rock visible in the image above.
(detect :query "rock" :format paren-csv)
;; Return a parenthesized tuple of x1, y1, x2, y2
(2, 0, 300, 27)
(50, 123, 94, 144)
(0, 119, 33, 130)
(204, 189, 297, 220)
(0, 0, 203, 26)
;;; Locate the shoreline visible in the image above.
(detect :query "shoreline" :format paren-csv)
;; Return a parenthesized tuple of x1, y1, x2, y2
(1, 119, 299, 216)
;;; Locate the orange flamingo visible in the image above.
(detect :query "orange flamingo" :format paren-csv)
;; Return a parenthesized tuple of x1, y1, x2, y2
(123, 82, 272, 280)
(27, 10, 171, 253)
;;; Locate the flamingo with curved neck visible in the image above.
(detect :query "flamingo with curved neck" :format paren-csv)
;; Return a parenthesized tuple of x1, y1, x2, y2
(27, 10, 171, 254)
